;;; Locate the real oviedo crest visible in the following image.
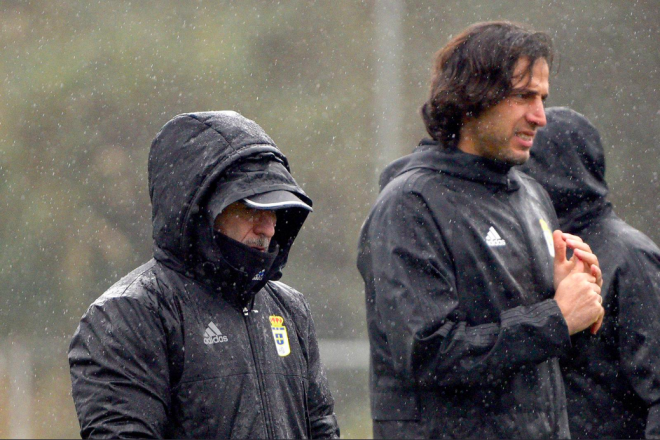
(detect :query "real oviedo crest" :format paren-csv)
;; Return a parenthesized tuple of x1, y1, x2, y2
(269, 315, 291, 357)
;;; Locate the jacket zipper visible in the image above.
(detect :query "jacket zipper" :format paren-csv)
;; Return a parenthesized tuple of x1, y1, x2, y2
(243, 305, 275, 439)
(505, 191, 548, 301)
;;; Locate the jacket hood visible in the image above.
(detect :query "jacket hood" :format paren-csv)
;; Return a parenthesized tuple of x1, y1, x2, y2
(519, 107, 610, 231)
(148, 111, 311, 289)
(379, 138, 520, 192)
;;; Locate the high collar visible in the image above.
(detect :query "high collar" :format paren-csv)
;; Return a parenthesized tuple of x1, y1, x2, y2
(193, 231, 279, 308)
(380, 138, 520, 192)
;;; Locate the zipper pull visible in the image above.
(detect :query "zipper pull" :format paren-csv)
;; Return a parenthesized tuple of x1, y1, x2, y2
(243, 307, 249, 316)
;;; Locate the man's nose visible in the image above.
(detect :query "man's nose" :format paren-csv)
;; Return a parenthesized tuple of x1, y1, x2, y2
(527, 99, 547, 127)
(253, 212, 277, 238)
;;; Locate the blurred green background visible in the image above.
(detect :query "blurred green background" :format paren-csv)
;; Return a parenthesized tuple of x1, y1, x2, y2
(0, 1, 658, 438)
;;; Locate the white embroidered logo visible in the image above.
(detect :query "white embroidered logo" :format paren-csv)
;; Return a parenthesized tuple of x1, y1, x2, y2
(485, 226, 506, 247)
(252, 269, 265, 281)
(203, 321, 228, 345)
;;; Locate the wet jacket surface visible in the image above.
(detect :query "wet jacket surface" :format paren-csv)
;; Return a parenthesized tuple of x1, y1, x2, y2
(68, 111, 339, 439)
(357, 140, 572, 439)
(521, 107, 660, 439)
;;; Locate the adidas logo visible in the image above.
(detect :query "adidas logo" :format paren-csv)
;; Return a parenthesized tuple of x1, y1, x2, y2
(252, 269, 265, 281)
(485, 226, 506, 247)
(203, 321, 228, 345)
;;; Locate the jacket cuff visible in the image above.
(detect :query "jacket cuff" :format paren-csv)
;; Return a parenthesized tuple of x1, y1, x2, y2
(500, 299, 572, 358)
(310, 413, 341, 439)
(546, 299, 572, 348)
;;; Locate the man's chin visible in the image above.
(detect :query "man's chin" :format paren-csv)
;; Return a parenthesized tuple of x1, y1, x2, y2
(501, 149, 530, 166)
(510, 156, 530, 166)
(244, 241, 271, 252)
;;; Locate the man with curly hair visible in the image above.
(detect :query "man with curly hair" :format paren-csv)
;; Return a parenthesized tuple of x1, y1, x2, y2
(358, 22, 604, 439)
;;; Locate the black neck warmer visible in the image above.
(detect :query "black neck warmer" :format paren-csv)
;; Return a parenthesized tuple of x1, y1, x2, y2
(196, 231, 279, 308)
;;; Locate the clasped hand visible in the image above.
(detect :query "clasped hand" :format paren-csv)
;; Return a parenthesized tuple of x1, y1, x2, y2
(552, 230, 605, 335)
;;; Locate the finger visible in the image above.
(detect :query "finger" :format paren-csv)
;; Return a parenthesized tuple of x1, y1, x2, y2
(591, 265, 603, 288)
(562, 233, 584, 244)
(553, 230, 567, 264)
(573, 248, 600, 269)
(585, 280, 601, 295)
(594, 283, 601, 295)
(571, 257, 586, 274)
(565, 237, 593, 254)
(590, 309, 605, 335)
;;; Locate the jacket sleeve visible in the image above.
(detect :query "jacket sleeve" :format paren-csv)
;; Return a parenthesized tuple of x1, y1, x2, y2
(68, 294, 171, 439)
(362, 187, 570, 388)
(616, 248, 660, 439)
(301, 298, 340, 439)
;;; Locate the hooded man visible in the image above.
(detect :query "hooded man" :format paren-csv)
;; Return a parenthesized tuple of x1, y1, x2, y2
(357, 22, 604, 439)
(520, 107, 660, 439)
(68, 111, 340, 439)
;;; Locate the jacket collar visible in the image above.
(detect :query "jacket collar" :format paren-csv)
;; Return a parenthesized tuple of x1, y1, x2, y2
(382, 138, 520, 192)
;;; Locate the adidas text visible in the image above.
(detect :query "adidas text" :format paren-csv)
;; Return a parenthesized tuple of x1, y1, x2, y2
(204, 321, 229, 345)
(485, 226, 506, 247)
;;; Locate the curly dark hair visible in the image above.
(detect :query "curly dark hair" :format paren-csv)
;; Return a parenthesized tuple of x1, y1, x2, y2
(420, 21, 554, 148)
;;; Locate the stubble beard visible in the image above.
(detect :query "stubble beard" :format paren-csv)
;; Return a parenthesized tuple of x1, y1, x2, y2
(476, 131, 529, 166)
(243, 235, 271, 251)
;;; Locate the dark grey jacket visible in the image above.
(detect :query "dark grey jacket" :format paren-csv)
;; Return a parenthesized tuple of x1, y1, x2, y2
(68, 111, 339, 439)
(358, 141, 572, 439)
(521, 107, 660, 439)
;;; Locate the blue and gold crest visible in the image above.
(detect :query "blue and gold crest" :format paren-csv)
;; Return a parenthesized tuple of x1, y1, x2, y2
(269, 315, 291, 357)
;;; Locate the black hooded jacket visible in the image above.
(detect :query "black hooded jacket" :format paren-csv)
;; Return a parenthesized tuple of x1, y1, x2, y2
(357, 141, 572, 439)
(68, 111, 339, 439)
(520, 107, 660, 439)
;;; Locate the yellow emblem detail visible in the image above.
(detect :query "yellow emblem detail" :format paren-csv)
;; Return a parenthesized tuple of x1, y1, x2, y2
(269, 315, 291, 357)
(539, 218, 555, 257)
